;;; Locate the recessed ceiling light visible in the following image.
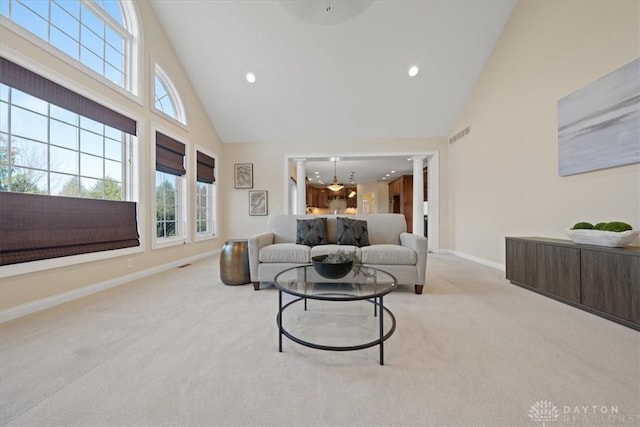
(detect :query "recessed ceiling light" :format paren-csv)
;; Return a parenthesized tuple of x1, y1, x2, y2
(246, 72, 256, 83)
(391, 170, 396, 173)
(381, 177, 386, 180)
(408, 66, 419, 77)
(386, 174, 390, 177)
(314, 171, 319, 175)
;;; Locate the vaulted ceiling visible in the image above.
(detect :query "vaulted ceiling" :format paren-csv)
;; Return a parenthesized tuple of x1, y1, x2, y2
(150, 0, 516, 145)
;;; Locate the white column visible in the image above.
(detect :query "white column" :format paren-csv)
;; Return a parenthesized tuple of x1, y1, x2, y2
(296, 159, 306, 214)
(412, 155, 426, 236)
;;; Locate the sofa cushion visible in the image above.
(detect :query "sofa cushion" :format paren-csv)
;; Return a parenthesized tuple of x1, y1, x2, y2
(361, 245, 416, 265)
(296, 218, 328, 246)
(259, 243, 310, 263)
(337, 217, 370, 247)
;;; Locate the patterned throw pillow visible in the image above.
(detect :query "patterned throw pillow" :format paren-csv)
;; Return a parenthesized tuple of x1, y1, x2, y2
(337, 217, 370, 247)
(296, 218, 328, 246)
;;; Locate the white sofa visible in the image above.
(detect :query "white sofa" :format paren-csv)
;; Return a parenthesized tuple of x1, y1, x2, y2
(248, 214, 428, 294)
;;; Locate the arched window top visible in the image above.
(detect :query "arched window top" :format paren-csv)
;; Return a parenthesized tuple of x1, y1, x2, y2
(1, 0, 139, 94)
(154, 64, 186, 125)
(154, 74, 176, 119)
(94, 0, 123, 25)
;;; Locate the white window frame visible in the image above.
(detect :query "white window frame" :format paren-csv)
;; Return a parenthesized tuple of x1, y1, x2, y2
(152, 63, 187, 127)
(0, 53, 145, 278)
(0, 127, 144, 278)
(194, 145, 217, 242)
(1, 84, 129, 200)
(0, 0, 141, 100)
(151, 124, 188, 250)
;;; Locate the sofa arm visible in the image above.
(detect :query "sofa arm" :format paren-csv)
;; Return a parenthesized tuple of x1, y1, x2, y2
(400, 232, 428, 285)
(248, 232, 274, 281)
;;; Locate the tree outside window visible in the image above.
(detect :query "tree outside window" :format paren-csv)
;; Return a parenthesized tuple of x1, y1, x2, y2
(156, 171, 178, 238)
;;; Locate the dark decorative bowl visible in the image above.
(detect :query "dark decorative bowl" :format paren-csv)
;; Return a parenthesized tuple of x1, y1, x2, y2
(312, 255, 353, 279)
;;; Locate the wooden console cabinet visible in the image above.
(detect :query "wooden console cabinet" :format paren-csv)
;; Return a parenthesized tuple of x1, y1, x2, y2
(505, 237, 640, 330)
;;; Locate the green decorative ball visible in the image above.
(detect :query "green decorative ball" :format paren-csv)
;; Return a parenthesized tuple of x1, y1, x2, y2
(572, 222, 594, 230)
(601, 222, 632, 232)
(593, 222, 607, 230)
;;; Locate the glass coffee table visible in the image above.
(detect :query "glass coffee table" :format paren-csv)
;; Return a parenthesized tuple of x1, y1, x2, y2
(274, 265, 397, 365)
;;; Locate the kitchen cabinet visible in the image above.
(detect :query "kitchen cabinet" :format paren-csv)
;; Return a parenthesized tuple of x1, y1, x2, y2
(306, 186, 356, 209)
(306, 184, 314, 207)
(317, 188, 328, 208)
(346, 187, 357, 208)
(423, 167, 428, 201)
(388, 175, 413, 232)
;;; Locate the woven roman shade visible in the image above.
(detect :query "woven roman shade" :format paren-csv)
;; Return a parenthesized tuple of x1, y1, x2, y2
(156, 132, 186, 176)
(196, 151, 215, 183)
(0, 56, 137, 135)
(0, 192, 140, 266)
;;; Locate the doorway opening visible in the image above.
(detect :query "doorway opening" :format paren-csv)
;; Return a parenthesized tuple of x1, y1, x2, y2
(285, 152, 439, 252)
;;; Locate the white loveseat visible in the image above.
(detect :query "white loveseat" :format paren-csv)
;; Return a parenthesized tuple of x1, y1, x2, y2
(248, 214, 428, 294)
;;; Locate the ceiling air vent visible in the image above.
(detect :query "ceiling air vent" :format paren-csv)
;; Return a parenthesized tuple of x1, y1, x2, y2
(449, 126, 470, 144)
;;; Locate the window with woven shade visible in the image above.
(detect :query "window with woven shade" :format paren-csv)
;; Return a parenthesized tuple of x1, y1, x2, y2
(0, 57, 139, 266)
(195, 149, 216, 239)
(155, 131, 186, 243)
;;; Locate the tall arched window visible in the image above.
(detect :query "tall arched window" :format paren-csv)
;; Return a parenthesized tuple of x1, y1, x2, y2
(154, 64, 186, 125)
(1, 0, 138, 93)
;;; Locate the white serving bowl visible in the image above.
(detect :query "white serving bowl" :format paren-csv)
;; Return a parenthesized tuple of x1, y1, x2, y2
(566, 229, 639, 247)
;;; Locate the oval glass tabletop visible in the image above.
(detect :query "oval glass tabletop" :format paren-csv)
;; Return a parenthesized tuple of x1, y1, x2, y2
(274, 264, 397, 300)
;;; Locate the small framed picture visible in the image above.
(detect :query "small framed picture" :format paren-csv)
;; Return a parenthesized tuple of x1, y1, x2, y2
(234, 163, 253, 189)
(249, 190, 268, 216)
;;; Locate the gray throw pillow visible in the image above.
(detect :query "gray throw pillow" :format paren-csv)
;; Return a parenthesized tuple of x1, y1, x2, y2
(296, 218, 328, 246)
(337, 217, 370, 247)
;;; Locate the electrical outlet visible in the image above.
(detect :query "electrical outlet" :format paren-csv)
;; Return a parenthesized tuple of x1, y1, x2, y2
(127, 258, 133, 268)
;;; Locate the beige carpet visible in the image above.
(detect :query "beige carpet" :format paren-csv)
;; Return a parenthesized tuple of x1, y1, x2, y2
(1, 254, 638, 427)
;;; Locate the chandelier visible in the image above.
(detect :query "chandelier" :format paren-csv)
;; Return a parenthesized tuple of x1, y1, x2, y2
(327, 159, 344, 192)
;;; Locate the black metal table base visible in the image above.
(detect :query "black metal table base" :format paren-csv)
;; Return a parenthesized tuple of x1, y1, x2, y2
(277, 291, 397, 365)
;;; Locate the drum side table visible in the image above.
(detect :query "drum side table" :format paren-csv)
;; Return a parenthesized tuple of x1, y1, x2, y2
(220, 239, 250, 285)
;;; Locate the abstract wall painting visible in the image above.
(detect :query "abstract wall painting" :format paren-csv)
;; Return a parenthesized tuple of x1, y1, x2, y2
(234, 163, 253, 189)
(249, 190, 267, 216)
(558, 58, 639, 176)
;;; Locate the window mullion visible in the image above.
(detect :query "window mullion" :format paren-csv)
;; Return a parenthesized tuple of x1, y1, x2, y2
(47, 0, 52, 46)
(79, 0, 125, 37)
(125, 32, 133, 93)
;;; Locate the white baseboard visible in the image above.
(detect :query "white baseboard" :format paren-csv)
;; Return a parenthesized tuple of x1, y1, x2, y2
(0, 250, 220, 323)
(436, 249, 505, 271)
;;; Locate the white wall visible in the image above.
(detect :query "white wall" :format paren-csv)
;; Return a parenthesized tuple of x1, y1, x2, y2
(221, 138, 448, 245)
(356, 181, 383, 214)
(377, 182, 390, 213)
(448, 0, 640, 265)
